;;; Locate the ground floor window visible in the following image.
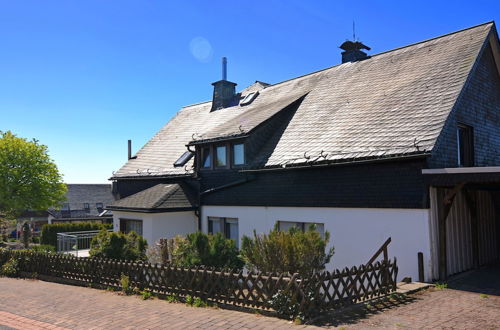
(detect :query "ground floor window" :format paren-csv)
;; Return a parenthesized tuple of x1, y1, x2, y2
(119, 219, 143, 236)
(208, 217, 239, 247)
(277, 221, 325, 237)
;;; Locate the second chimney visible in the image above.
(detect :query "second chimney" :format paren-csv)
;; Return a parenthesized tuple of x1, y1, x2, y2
(211, 57, 237, 111)
(340, 41, 371, 63)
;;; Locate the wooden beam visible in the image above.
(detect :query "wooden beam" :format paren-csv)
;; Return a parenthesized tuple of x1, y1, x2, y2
(464, 189, 479, 269)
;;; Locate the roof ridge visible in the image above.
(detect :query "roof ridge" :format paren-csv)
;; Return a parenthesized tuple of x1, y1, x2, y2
(372, 21, 494, 58)
(179, 22, 494, 110)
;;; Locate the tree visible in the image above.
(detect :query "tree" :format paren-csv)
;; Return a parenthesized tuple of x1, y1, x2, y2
(0, 131, 67, 236)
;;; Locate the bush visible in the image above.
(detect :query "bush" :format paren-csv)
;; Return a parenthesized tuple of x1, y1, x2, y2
(41, 222, 112, 248)
(29, 244, 55, 253)
(241, 224, 334, 276)
(168, 232, 243, 269)
(0, 257, 19, 277)
(89, 230, 147, 261)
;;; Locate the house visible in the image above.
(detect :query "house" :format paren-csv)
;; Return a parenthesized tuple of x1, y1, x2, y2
(18, 184, 115, 233)
(107, 22, 500, 282)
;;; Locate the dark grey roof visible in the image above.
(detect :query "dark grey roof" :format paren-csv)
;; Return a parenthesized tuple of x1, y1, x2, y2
(113, 22, 497, 178)
(107, 184, 195, 212)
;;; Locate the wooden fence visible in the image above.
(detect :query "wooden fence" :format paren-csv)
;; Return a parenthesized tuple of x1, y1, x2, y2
(0, 249, 397, 315)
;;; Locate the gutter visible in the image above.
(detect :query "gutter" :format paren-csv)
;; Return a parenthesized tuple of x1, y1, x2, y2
(105, 207, 196, 213)
(200, 177, 253, 195)
(239, 152, 431, 173)
(109, 174, 193, 181)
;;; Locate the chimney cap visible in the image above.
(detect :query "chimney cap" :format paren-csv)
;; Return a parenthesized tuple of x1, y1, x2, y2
(340, 41, 371, 51)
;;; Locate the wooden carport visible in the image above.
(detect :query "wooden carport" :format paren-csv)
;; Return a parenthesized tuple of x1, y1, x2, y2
(423, 167, 500, 280)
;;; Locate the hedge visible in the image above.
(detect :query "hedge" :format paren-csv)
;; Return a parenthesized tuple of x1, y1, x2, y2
(40, 222, 112, 248)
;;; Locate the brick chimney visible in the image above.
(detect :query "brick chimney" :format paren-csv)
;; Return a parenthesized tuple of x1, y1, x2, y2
(340, 41, 371, 63)
(211, 57, 237, 111)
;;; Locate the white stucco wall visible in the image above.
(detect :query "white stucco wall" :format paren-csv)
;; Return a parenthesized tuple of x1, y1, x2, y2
(112, 210, 197, 245)
(202, 205, 432, 282)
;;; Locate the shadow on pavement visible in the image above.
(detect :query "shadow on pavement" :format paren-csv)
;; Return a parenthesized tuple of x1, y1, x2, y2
(447, 263, 500, 296)
(308, 292, 419, 327)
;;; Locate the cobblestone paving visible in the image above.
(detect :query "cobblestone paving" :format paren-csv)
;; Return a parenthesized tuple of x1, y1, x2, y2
(1, 276, 500, 329)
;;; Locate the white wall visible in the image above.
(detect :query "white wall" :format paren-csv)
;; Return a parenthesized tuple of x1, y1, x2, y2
(112, 210, 197, 245)
(202, 205, 432, 282)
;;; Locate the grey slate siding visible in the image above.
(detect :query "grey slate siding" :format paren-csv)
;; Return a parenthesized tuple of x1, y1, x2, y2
(201, 159, 428, 209)
(428, 43, 500, 168)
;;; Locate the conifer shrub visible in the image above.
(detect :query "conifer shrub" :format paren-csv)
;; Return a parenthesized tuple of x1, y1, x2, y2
(240, 224, 334, 276)
(162, 232, 243, 269)
(89, 229, 147, 261)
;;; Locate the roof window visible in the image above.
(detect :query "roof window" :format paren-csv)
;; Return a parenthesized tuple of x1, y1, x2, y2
(240, 91, 259, 106)
(174, 151, 194, 167)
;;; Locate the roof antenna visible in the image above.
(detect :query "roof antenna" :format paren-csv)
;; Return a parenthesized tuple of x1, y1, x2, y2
(353, 20, 356, 41)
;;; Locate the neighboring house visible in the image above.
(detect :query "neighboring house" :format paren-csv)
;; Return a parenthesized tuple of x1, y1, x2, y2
(18, 184, 115, 232)
(107, 22, 500, 282)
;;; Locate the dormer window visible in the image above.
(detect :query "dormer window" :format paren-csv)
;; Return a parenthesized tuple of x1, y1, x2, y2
(215, 145, 227, 167)
(233, 143, 245, 165)
(202, 147, 211, 168)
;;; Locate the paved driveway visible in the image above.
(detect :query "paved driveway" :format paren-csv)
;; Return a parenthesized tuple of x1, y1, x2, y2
(1, 275, 500, 329)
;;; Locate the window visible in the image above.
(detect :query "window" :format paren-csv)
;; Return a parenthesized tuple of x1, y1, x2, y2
(83, 203, 90, 212)
(119, 219, 143, 236)
(277, 221, 325, 238)
(96, 203, 103, 211)
(215, 145, 227, 167)
(232, 143, 245, 165)
(457, 124, 474, 167)
(208, 217, 239, 247)
(174, 151, 194, 167)
(202, 147, 211, 168)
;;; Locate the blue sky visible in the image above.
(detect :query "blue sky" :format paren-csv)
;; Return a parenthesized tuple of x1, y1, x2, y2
(1, 0, 498, 183)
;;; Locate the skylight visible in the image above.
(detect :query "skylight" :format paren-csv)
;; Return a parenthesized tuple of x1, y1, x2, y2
(173, 151, 194, 167)
(240, 91, 259, 106)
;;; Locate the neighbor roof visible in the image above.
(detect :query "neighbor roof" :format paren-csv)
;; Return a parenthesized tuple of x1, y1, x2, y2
(106, 184, 196, 212)
(113, 22, 497, 178)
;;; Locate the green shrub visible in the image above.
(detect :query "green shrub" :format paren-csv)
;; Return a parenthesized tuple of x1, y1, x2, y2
(269, 290, 300, 319)
(168, 232, 243, 269)
(141, 290, 152, 300)
(166, 294, 179, 303)
(120, 274, 130, 294)
(89, 230, 147, 261)
(241, 224, 334, 276)
(193, 297, 208, 308)
(185, 294, 194, 306)
(0, 257, 19, 277)
(40, 222, 112, 248)
(29, 244, 55, 253)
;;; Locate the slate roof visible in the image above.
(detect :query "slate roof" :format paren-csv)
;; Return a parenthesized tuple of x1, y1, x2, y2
(107, 184, 196, 212)
(113, 22, 496, 178)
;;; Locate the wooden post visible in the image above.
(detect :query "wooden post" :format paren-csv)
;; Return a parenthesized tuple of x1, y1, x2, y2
(417, 252, 424, 282)
(436, 186, 457, 281)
